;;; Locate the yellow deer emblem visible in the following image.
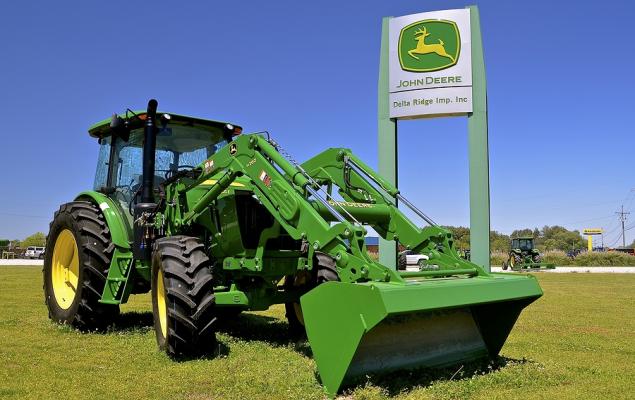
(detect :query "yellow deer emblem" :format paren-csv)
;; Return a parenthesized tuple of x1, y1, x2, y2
(407, 26, 455, 63)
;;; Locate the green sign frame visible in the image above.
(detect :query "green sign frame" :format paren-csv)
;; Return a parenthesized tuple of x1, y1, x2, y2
(378, 5, 491, 271)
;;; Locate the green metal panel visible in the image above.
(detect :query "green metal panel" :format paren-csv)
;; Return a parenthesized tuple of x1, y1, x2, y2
(75, 191, 131, 248)
(99, 248, 135, 304)
(378, 16, 398, 270)
(75, 191, 138, 304)
(466, 5, 491, 271)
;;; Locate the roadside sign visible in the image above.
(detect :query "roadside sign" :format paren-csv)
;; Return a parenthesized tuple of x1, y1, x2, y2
(389, 9, 473, 119)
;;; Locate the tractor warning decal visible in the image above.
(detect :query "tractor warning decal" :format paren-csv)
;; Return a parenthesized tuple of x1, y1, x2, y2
(259, 170, 271, 187)
(398, 19, 460, 72)
(204, 160, 214, 173)
(229, 143, 237, 155)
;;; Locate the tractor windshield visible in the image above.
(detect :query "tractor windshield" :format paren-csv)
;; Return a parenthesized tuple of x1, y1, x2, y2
(94, 121, 229, 212)
(518, 239, 533, 251)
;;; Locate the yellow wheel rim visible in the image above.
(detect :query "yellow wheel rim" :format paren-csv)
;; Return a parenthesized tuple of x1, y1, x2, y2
(291, 272, 310, 326)
(293, 303, 305, 326)
(51, 229, 80, 310)
(157, 268, 168, 338)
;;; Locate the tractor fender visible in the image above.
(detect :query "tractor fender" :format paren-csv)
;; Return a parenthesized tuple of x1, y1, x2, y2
(75, 191, 131, 249)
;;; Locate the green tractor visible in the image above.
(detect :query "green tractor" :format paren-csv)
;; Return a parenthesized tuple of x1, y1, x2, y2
(502, 237, 555, 271)
(43, 99, 543, 397)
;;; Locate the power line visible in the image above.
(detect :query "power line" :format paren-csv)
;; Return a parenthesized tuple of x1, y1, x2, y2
(561, 214, 614, 226)
(616, 205, 630, 248)
(606, 232, 622, 248)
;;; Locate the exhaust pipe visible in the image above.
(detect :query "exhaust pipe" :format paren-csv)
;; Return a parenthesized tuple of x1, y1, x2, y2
(141, 99, 158, 203)
(134, 99, 159, 260)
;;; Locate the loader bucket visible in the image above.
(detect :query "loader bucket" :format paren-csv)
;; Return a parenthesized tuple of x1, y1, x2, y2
(301, 273, 542, 397)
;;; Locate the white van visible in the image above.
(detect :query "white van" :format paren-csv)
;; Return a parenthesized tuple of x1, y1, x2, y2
(25, 246, 45, 259)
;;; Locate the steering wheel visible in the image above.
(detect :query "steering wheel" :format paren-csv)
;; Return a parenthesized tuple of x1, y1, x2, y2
(162, 165, 195, 180)
(115, 178, 136, 194)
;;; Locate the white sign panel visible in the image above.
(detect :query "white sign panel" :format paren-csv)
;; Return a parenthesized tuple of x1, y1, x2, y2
(389, 9, 472, 119)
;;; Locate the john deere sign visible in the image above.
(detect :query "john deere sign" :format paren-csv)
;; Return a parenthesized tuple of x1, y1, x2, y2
(398, 20, 460, 72)
(389, 9, 473, 118)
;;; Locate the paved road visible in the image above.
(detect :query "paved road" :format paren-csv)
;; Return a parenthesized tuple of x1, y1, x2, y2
(491, 266, 635, 273)
(0, 259, 43, 266)
(3, 259, 635, 273)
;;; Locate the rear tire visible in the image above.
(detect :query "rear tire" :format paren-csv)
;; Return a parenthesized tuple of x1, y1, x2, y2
(285, 252, 339, 337)
(152, 236, 218, 358)
(43, 201, 119, 331)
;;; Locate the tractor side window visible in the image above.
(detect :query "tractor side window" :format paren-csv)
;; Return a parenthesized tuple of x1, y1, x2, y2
(115, 145, 143, 190)
(93, 137, 111, 190)
(181, 147, 209, 167)
(109, 139, 143, 211)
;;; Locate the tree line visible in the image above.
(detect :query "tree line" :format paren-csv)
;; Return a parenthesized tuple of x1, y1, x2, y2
(2, 228, 634, 252)
(0, 232, 46, 249)
(444, 225, 594, 253)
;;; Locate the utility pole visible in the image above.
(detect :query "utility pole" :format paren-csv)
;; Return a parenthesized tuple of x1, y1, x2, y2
(616, 205, 630, 248)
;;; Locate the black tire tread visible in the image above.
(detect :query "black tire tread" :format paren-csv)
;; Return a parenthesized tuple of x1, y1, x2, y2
(153, 236, 218, 358)
(285, 252, 339, 338)
(43, 201, 119, 331)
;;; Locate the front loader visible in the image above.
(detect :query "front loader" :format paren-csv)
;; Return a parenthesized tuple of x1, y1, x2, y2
(43, 99, 543, 397)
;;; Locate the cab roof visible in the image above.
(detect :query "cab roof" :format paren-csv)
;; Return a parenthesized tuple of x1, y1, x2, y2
(88, 110, 241, 139)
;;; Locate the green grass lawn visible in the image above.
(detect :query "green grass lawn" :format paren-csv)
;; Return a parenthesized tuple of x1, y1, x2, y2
(0, 267, 633, 399)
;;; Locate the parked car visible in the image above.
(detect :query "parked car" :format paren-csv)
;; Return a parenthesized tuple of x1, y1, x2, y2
(25, 246, 45, 259)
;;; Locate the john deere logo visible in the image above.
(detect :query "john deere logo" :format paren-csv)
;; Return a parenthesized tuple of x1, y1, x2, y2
(398, 19, 460, 72)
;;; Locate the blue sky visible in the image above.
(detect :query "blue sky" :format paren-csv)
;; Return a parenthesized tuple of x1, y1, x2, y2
(0, 1, 633, 246)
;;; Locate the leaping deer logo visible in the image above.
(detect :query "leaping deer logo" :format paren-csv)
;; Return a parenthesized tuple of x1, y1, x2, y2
(408, 26, 456, 63)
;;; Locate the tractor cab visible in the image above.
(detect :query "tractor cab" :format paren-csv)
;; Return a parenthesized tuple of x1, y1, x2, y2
(512, 237, 535, 252)
(88, 111, 242, 215)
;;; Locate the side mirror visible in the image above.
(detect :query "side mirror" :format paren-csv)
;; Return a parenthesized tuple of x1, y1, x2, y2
(110, 114, 130, 142)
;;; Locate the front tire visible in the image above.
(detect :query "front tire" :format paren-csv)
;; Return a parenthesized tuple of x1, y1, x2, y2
(285, 252, 339, 337)
(43, 201, 119, 330)
(152, 236, 218, 358)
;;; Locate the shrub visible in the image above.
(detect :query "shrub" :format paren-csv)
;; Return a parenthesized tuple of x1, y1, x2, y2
(490, 251, 507, 266)
(543, 250, 571, 266)
(573, 252, 635, 266)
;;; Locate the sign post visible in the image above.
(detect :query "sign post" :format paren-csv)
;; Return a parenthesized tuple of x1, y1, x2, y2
(378, 5, 491, 271)
(583, 228, 603, 252)
(378, 17, 398, 268)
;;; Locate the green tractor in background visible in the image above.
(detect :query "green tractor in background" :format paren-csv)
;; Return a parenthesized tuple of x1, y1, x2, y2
(503, 237, 555, 271)
(43, 99, 543, 397)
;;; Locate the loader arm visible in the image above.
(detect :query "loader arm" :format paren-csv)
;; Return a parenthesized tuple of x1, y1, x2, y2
(162, 133, 408, 283)
(301, 148, 478, 271)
